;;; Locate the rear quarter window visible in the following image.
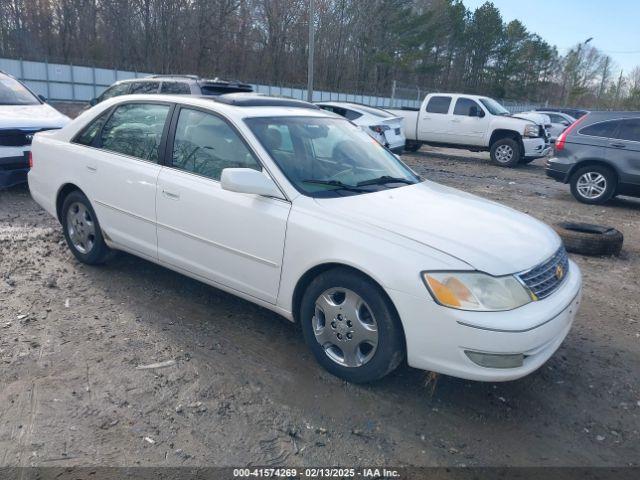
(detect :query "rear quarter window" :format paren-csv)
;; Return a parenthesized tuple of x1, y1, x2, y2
(579, 120, 619, 139)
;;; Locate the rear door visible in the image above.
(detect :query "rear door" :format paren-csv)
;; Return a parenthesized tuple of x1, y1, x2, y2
(448, 97, 488, 145)
(606, 118, 640, 188)
(155, 106, 290, 303)
(418, 95, 452, 143)
(74, 101, 172, 260)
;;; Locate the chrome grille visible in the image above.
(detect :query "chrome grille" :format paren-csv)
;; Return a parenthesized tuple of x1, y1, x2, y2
(518, 247, 569, 300)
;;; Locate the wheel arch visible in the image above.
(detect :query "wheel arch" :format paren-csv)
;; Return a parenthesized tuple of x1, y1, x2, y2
(291, 262, 405, 338)
(489, 129, 522, 149)
(567, 159, 620, 185)
(56, 183, 85, 222)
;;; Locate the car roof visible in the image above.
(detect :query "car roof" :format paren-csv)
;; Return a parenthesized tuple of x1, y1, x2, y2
(102, 93, 331, 120)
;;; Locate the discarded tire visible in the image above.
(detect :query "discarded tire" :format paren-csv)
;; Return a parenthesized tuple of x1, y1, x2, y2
(553, 222, 623, 256)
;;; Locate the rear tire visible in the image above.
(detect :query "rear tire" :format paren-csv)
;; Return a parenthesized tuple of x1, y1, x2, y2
(569, 165, 616, 204)
(404, 141, 421, 153)
(300, 268, 405, 383)
(490, 137, 521, 167)
(61, 191, 112, 265)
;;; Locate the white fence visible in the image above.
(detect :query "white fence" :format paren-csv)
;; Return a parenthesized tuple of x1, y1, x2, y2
(0, 57, 421, 109)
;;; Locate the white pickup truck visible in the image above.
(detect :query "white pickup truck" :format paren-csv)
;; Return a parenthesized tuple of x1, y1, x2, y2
(389, 93, 551, 167)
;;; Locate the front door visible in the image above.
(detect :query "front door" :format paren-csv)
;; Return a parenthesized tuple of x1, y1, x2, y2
(156, 107, 290, 303)
(448, 97, 488, 145)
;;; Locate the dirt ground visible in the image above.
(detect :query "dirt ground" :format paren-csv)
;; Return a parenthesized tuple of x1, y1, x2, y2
(0, 146, 638, 468)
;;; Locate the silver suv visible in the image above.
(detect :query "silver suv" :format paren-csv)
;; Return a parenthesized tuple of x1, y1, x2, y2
(90, 75, 253, 106)
(546, 111, 640, 204)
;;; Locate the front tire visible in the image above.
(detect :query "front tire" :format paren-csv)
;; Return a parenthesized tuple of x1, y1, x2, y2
(490, 137, 521, 167)
(569, 165, 616, 204)
(300, 268, 405, 383)
(61, 191, 112, 264)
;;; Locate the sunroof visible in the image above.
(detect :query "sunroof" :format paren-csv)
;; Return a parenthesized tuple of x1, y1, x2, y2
(208, 93, 319, 109)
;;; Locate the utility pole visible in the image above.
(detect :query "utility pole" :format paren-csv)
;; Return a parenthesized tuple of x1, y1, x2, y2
(306, 0, 315, 102)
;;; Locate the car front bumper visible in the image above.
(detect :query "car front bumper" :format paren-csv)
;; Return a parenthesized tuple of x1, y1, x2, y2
(523, 137, 551, 159)
(0, 148, 30, 188)
(387, 260, 582, 381)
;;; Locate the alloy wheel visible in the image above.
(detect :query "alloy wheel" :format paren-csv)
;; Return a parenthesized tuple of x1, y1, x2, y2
(312, 288, 378, 368)
(66, 202, 96, 254)
(495, 144, 514, 163)
(576, 172, 607, 200)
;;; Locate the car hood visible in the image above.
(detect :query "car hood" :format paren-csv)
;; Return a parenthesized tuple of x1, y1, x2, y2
(512, 112, 550, 126)
(314, 181, 561, 276)
(0, 103, 70, 129)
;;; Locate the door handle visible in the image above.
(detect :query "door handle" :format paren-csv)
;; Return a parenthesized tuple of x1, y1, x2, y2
(86, 166, 97, 172)
(609, 142, 626, 148)
(451, 119, 461, 123)
(162, 190, 180, 200)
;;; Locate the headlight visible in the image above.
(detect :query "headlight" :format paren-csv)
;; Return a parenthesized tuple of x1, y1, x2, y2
(524, 124, 540, 138)
(422, 272, 532, 311)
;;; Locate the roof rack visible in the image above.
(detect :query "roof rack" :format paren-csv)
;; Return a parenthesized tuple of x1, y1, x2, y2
(208, 93, 319, 109)
(148, 74, 200, 80)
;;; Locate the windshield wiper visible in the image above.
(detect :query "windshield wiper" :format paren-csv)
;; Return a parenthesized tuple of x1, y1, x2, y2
(356, 175, 416, 187)
(301, 179, 368, 192)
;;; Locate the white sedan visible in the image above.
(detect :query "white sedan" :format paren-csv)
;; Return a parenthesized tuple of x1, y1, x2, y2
(315, 102, 406, 154)
(28, 94, 581, 383)
(532, 111, 576, 142)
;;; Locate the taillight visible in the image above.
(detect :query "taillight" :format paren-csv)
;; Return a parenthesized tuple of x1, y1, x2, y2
(555, 115, 587, 151)
(369, 125, 390, 134)
(28, 151, 33, 168)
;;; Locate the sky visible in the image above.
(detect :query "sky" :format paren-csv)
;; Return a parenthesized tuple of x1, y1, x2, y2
(461, 0, 640, 74)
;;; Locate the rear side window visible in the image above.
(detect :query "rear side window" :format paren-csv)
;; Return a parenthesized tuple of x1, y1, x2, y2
(613, 119, 640, 142)
(320, 106, 362, 121)
(99, 103, 170, 162)
(579, 121, 619, 139)
(426, 96, 451, 114)
(74, 111, 110, 146)
(161, 82, 191, 94)
(453, 98, 480, 116)
(98, 83, 130, 102)
(171, 108, 260, 180)
(129, 81, 160, 94)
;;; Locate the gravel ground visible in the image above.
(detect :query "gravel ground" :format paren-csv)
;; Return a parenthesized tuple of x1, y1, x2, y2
(0, 146, 639, 467)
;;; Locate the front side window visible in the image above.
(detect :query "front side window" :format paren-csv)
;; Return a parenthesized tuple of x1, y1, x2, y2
(613, 119, 640, 142)
(0, 74, 40, 105)
(579, 121, 619, 139)
(425, 96, 451, 114)
(98, 83, 130, 102)
(161, 82, 191, 94)
(129, 81, 160, 94)
(99, 103, 170, 162)
(245, 116, 419, 198)
(453, 98, 481, 116)
(171, 108, 260, 180)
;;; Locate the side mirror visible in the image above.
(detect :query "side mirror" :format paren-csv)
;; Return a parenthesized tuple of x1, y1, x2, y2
(221, 168, 284, 199)
(38, 94, 47, 103)
(89, 98, 98, 107)
(469, 106, 484, 117)
(561, 120, 570, 127)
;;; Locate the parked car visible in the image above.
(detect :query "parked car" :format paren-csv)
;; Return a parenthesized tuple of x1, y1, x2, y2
(528, 110, 576, 142)
(315, 102, 406, 154)
(536, 107, 589, 119)
(389, 93, 551, 167)
(0, 70, 70, 188)
(546, 111, 640, 204)
(28, 93, 581, 383)
(512, 111, 553, 142)
(89, 74, 253, 106)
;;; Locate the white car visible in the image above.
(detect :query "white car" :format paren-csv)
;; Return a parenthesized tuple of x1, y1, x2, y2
(529, 111, 576, 142)
(315, 102, 406, 154)
(0, 71, 70, 188)
(28, 94, 582, 383)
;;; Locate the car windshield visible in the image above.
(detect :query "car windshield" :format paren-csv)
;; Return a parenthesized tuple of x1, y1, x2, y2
(245, 116, 419, 198)
(479, 97, 509, 116)
(0, 74, 40, 105)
